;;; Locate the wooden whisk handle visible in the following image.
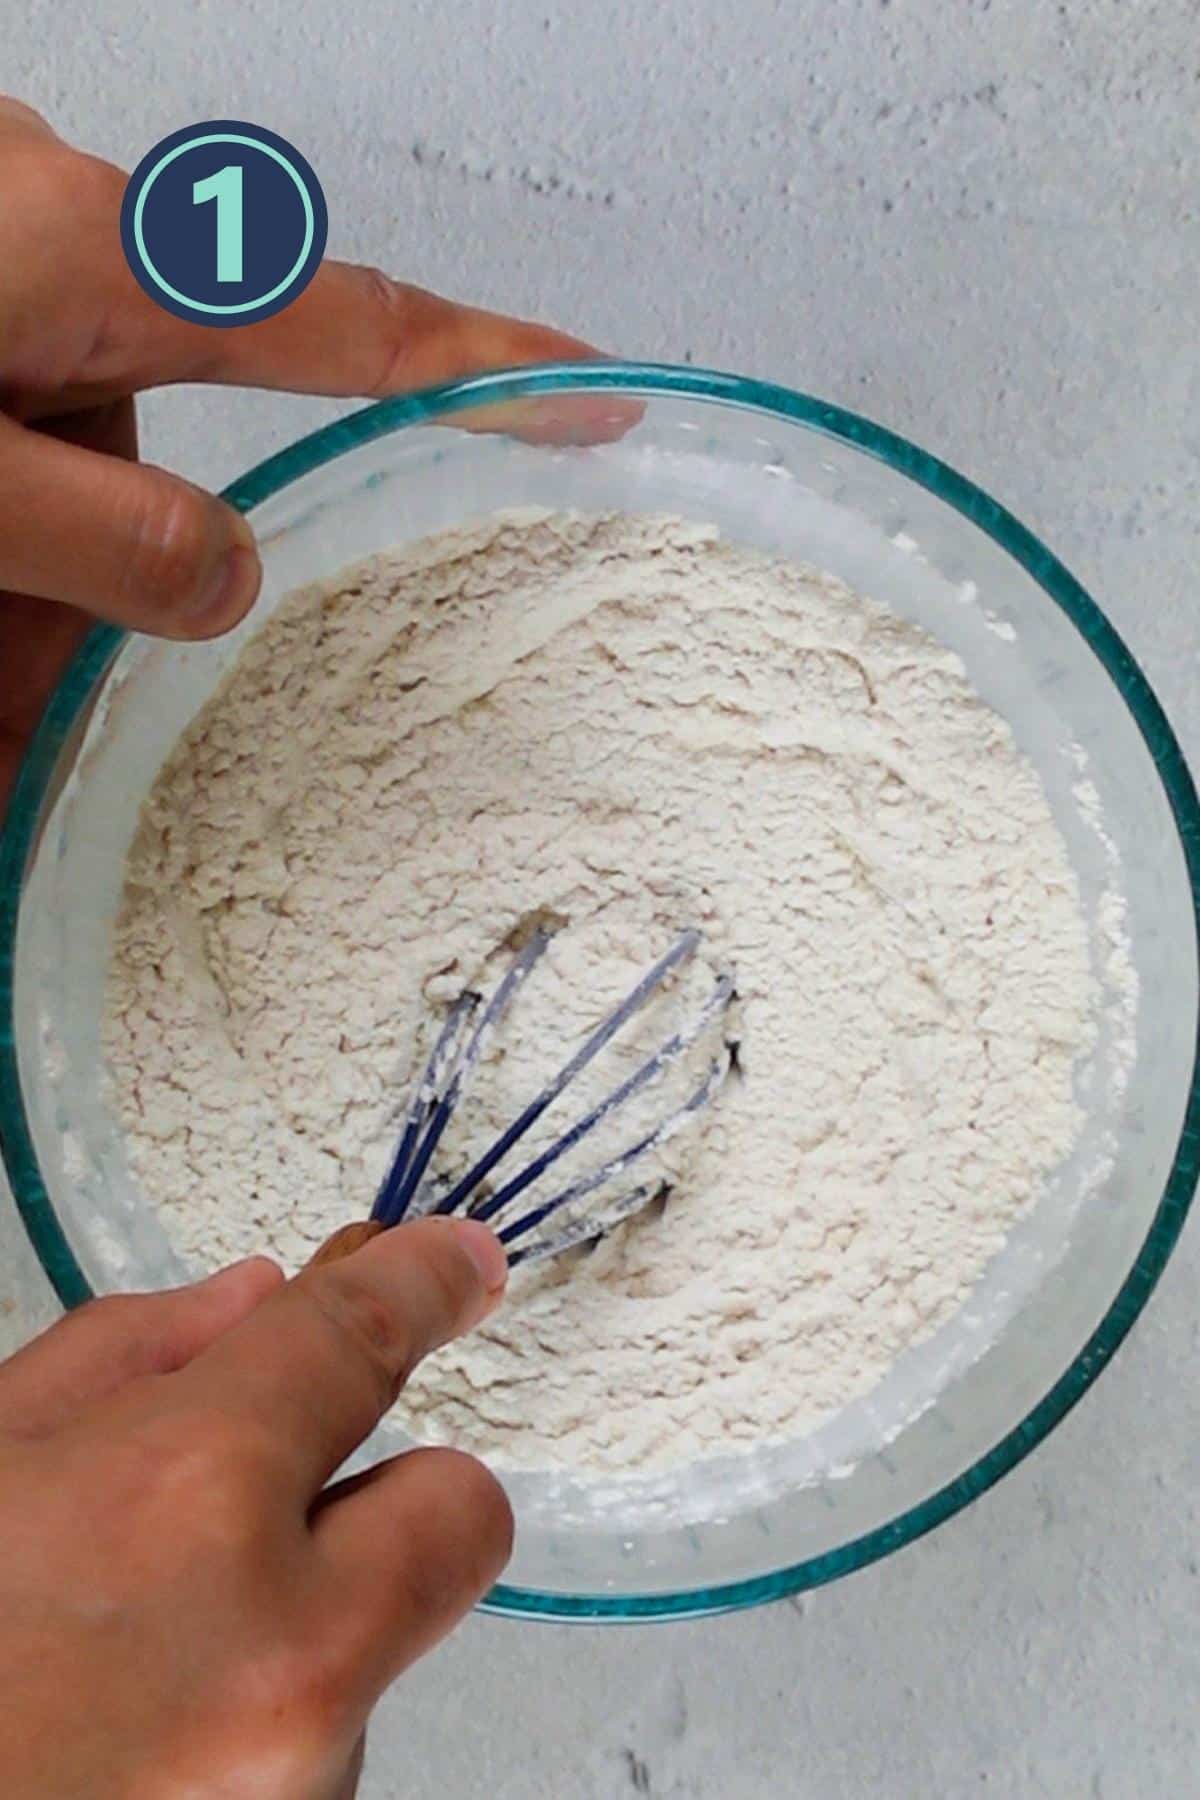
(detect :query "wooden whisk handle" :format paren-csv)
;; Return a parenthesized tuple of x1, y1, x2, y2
(306, 1219, 385, 1268)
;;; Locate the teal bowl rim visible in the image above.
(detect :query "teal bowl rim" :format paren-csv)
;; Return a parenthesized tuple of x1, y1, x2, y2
(1, 360, 1197, 1623)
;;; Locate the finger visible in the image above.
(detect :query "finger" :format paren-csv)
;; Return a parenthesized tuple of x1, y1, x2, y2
(0, 592, 95, 805)
(35, 396, 139, 461)
(0, 401, 142, 812)
(0, 1256, 283, 1438)
(312, 1447, 513, 1693)
(177, 1218, 508, 1497)
(0, 414, 261, 637)
(0, 405, 142, 702)
(0, 96, 57, 140)
(30, 238, 635, 446)
(178, 270, 640, 442)
(34, 278, 638, 447)
(0, 122, 628, 434)
(135, 270, 642, 444)
(121, 265, 602, 400)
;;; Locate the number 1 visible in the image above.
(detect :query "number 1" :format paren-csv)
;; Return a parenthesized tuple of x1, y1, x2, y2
(192, 165, 244, 283)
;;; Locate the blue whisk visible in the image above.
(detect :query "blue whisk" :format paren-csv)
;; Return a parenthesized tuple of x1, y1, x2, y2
(370, 927, 735, 1266)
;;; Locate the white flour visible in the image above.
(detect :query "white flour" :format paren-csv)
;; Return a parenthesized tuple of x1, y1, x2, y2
(104, 510, 1095, 1473)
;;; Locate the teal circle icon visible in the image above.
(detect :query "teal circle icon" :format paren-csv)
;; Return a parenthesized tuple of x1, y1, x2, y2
(120, 120, 328, 327)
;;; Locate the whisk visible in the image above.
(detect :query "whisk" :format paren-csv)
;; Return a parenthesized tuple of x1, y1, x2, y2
(366, 926, 736, 1267)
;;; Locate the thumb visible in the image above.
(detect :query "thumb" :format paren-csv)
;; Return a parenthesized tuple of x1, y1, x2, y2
(179, 1217, 508, 1497)
(0, 1257, 284, 1439)
(0, 413, 261, 638)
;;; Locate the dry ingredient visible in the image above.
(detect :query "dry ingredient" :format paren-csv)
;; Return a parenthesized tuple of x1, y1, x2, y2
(104, 510, 1095, 1473)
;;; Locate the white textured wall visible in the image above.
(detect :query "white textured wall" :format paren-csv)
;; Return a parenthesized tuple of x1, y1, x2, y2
(4, 1, 1199, 1793)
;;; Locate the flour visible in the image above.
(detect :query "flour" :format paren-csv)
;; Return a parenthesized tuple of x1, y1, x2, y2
(103, 510, 1096, 1474)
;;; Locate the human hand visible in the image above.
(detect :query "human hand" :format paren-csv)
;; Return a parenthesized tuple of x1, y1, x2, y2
(0, 1216, 512, 1798)
(0, 95, 610, 808)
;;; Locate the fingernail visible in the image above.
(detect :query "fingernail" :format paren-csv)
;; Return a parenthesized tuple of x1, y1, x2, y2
(509, 393, 644, 447)
(188, 544, 261, 633)
(452, 1219, 509, 1303)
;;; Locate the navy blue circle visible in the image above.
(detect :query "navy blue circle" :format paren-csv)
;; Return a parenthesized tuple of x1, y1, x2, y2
(120, 120, 327, 328)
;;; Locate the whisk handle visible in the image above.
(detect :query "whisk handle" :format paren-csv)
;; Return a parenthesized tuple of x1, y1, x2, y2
(306, 1220, 385, 1267)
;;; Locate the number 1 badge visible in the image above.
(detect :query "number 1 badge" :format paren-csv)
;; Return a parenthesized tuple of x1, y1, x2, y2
(120, 121, 327, 327)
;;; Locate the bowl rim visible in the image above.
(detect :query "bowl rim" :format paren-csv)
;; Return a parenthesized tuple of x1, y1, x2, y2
(1, 358, 1197, 1622)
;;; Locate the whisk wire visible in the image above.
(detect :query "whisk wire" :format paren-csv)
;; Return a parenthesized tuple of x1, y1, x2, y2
(505, 1183, 656, 1269)
(371, 924, 733, 1263)
(372, 927, 552, 1227)
(432, 928, 702, 1218)
(467, 971, 734, 1225)
(495, 1052, 729, 1248)
(372, 989, 479, 1226)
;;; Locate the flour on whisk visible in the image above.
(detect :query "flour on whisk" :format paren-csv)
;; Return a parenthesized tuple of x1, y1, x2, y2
(104, 510, 1095, 1473)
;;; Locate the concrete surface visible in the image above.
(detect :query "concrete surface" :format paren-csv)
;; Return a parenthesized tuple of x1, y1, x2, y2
(4, 0, 1199, 1793)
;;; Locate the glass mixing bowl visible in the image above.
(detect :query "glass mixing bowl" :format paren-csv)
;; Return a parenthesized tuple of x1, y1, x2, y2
(2, 363, 1197, 1620)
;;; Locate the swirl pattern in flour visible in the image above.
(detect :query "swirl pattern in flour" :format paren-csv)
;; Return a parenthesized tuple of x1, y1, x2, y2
(104, 510, 1095, 1473)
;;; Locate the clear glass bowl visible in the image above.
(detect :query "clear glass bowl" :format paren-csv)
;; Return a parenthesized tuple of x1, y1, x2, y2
(2, 363, 1197, 1621)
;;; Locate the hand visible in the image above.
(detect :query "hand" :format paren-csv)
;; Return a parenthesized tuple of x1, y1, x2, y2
(0, 95, 607, 808)
(0, 1217, 512, 1798)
